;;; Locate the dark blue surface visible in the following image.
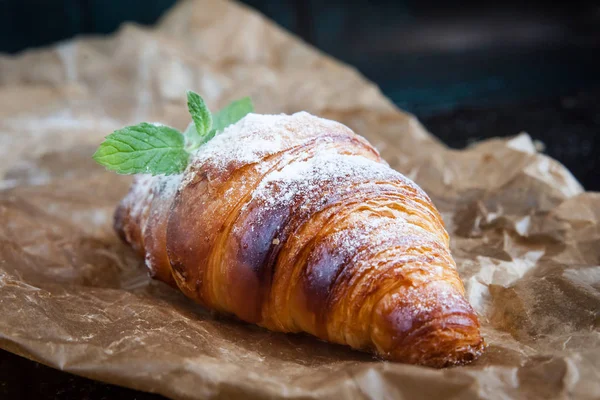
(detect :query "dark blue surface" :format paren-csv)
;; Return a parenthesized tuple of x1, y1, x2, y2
(1, 1, 598, 115)
(0, 0, 176, 52)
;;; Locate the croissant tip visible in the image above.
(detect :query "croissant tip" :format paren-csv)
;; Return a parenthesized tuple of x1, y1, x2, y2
(418, 336, 487, 368)
(444, 339, 487, 368)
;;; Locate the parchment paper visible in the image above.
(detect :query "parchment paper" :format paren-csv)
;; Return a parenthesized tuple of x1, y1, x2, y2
(0, 0, 598, 399)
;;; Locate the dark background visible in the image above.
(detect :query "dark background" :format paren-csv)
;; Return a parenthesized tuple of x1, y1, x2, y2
(1, 0, 599, 398)
(1, 0, 599, 190)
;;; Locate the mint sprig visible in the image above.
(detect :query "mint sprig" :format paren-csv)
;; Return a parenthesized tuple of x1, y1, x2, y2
(93, 90, 254, 175)
(212, 97, 253, 134)
(185, 90, 213, 149)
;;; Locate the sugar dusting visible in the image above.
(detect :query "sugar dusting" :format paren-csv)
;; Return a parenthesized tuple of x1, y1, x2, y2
(334, 218, 430, 261)
(328, 214, 443, 273)
(124, 173, 181, 276)
(125, 175, 158, 222)
(251, 150, 423, 212)
(395, 281, 467, 316)
(180, 111, 352, 189)
(123, 173, 181, 225)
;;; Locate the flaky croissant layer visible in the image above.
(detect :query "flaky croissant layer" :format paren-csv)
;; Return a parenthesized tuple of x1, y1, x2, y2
(115, 112, 484, 367)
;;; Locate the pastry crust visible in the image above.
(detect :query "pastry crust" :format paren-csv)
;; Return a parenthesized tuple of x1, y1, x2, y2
(115, 112, 484, 366)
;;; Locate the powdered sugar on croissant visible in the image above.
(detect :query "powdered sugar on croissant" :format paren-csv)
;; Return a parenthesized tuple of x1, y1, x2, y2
(115, 112, 485, 367)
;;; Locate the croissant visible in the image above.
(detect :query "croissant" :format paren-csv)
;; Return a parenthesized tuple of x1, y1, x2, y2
(115, 111, 484, 367)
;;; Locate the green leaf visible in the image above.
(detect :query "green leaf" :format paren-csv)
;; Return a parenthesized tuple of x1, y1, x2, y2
(212, 97, 254, 133)
(92, 122, 189, 175)
(186, 90, 212, 148)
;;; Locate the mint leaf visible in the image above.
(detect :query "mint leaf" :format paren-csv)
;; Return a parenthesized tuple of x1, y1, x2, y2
(212, 97, 254, 133)
(186, 90, 212, 148)
(93, 123, 189, 175)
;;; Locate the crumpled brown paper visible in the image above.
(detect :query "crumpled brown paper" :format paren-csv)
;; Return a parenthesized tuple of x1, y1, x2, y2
(0, 0, 598, 398)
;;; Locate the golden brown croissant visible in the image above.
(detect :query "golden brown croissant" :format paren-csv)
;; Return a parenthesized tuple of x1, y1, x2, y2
(115, 112, 485, 367)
